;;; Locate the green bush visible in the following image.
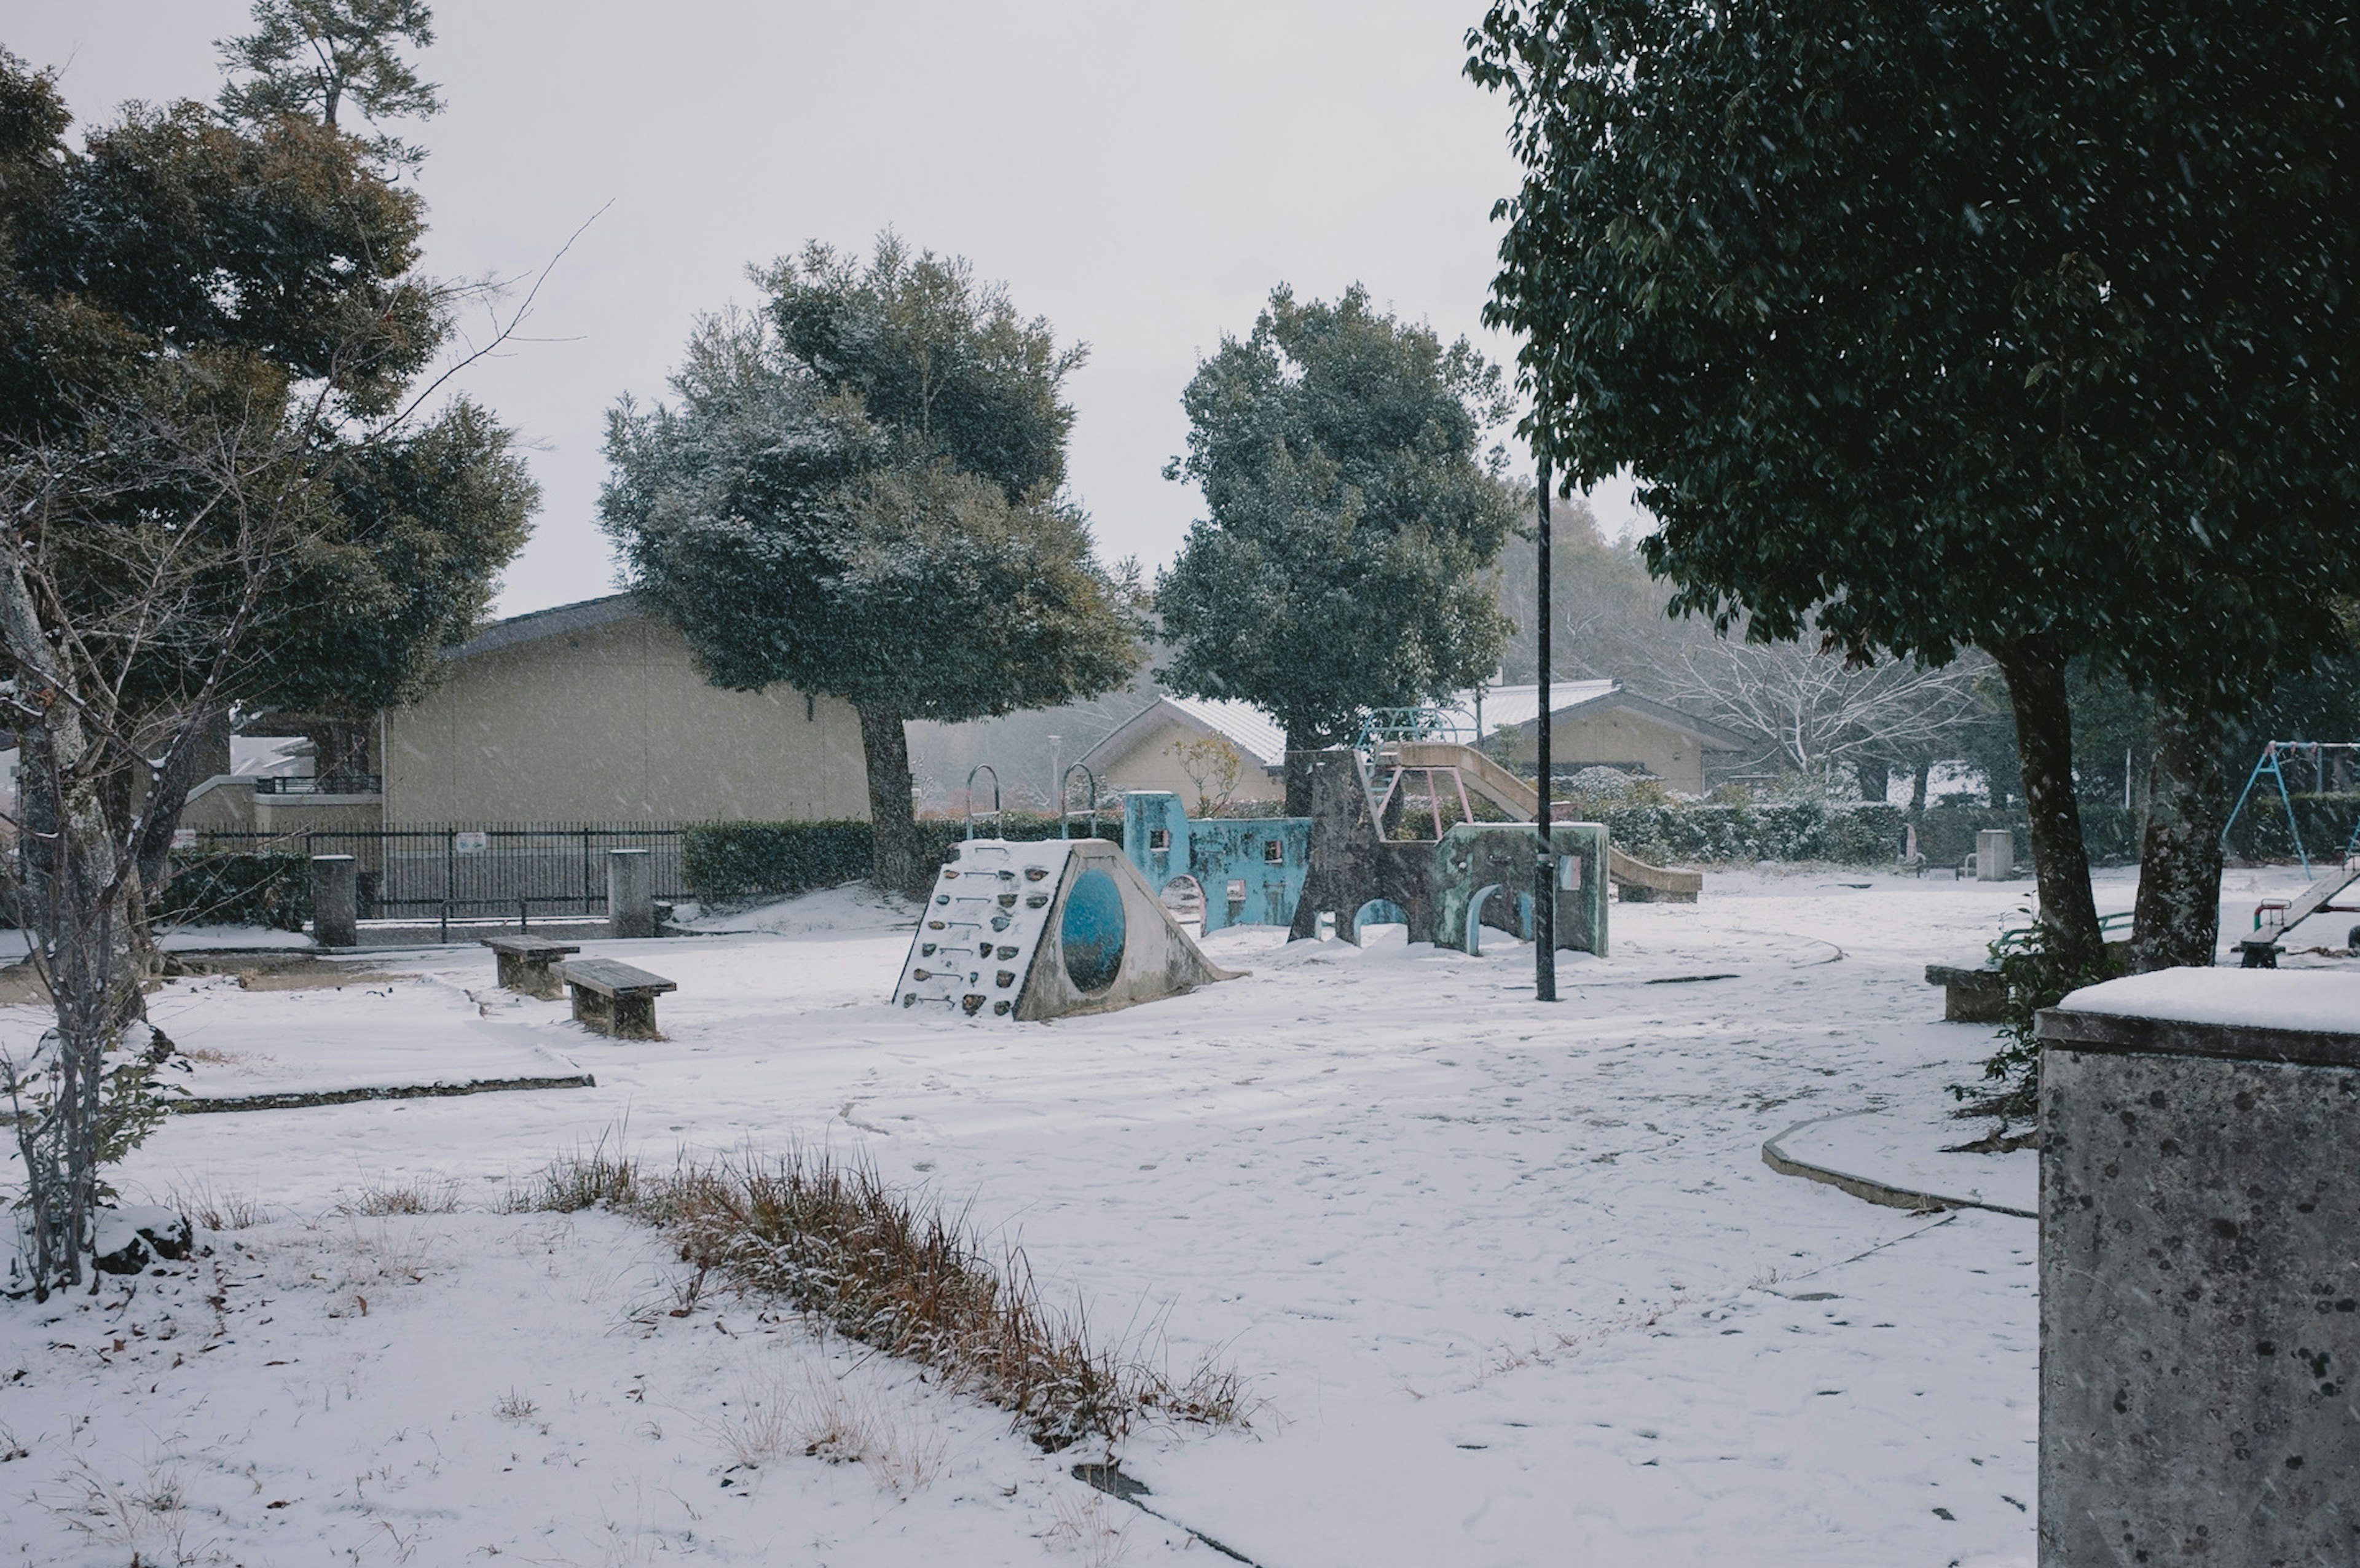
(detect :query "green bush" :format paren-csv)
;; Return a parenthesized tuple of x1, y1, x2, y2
(683, 815, 1120, 901)
(2223, 790, 2360, 864)
(157, 851, 310, 931)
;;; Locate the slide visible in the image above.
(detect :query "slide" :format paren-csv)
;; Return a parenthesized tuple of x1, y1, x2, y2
(1388, 742, 1703, 901)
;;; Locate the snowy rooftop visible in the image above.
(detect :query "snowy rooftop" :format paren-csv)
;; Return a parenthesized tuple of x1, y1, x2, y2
(1148, 694, 1290, 767)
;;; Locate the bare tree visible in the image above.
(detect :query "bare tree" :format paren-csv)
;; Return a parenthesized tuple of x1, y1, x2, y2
(1670, 633, 1990, 793)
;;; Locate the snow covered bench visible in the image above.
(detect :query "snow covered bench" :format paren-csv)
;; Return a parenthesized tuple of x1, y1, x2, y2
(483, 935, 581, 1000)
(1925, 962, 2008, 1022)
(560, 957, 676, 1040)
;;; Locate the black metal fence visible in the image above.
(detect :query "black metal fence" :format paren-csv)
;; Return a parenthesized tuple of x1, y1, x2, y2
(185, 822, 687, 925)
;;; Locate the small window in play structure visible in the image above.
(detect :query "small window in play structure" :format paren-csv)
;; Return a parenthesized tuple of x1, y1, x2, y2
(1226, 879, 1247, 902)
(1264, 839, 1284, 864)
(1149, 829, 1171, 850)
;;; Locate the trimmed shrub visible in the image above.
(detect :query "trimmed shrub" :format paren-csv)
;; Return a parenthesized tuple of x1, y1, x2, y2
(157, 851, 310, 931)
(683, 820, 873, 900)
(683, 814, 1123, 901)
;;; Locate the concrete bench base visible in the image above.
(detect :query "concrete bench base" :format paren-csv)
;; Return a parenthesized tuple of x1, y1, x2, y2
(484, 935, 582, 1000)
(561, 957, 677, 1040)
(1925, 962, 2008, 1022)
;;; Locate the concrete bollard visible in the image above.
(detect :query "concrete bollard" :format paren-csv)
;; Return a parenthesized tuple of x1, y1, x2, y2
(1975, 828, 2014, 881)
(607, 849, 654, 940)
(2037, 976, 2360, 1564)
(311, 854, 357, 948)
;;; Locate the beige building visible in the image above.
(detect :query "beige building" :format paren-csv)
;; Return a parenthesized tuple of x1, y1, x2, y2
(1076, 696, 1289, 807)
(1449, 681, 1747, 795)
(180, 595, 870, 833)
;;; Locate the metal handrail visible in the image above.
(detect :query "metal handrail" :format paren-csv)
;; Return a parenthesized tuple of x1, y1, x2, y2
(964, 764, 1003, 841)
(1060, 763, 1102, 839)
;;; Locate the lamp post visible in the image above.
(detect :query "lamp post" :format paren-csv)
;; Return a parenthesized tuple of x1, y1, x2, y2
(1047, 734, 1062, 819)
(1534, 457, 1557, 1003)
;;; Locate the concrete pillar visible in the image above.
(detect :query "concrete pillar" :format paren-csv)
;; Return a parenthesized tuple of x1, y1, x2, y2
(1975, 827, 2014, 881)
(311, 854, 357, 948)
(2037, 989, 2360, 1564)
(607, 849, 654, 940)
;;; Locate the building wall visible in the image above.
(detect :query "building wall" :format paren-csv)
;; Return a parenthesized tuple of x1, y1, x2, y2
(384, 613, 868, 823)
(1488, 707, 1714, 794)
(1090, 716, 1285, 807)
(178, 778, 385, 838)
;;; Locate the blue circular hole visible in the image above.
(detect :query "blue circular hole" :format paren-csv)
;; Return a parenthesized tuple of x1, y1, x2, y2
(1059, 868, 1128, 992)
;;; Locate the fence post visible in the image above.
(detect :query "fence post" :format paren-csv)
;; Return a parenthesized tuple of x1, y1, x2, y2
(311, 855, 357, 948)
(608, 849, 654, 939)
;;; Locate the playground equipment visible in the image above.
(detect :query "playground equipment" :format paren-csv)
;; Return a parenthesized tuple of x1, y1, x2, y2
(2219, 742, 2360, 966)
(1122, 792, 1310, 934)
(1286, 750, 1612, 955)
(894, 835, 1238, 1020)
(1379, 740, 1704, 903)
(1433, 820, 1610, 957)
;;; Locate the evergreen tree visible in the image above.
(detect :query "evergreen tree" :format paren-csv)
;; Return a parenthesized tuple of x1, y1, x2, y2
(1155, 286, 1520, 812)
(602, 241, 1141, 893)
(1469, 1, 2360, 967)
(218, 0, 439, 167)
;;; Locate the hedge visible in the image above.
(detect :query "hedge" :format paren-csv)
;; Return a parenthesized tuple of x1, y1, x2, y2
(1590, 800, 2144, 869)
(156, 851, 311, 931)
(682, 813, 1121, 902)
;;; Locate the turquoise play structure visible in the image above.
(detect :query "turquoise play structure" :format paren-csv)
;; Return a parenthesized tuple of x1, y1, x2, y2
(1122, 792, 1312, 934)
(1431, 821, 1610, 958)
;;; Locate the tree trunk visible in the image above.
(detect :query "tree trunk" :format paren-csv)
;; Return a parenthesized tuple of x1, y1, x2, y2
(1856, 757, 1890, 804)
(2130, 702, 2227, 971)
(1988, 638, 2102, 963)
(1283, 735, 1317, 818)
(857, 704, 929, 898)
(1910, 759, 1932, 817)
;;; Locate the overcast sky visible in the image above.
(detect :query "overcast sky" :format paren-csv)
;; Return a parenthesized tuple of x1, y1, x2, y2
(10, 1, 1645, 617)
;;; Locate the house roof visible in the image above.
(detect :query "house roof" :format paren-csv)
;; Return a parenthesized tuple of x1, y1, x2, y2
(445, 592, 641, 661)
(1438, 682, 1751, 753)
(1078, 695, 1289, 774)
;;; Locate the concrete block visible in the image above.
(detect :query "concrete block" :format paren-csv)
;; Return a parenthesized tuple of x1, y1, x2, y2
(607, 849, 653, 940)
(1975, 828, 2015, 881)
(311, 855, 357, 947)
(2037, 1004, 2359, 1563)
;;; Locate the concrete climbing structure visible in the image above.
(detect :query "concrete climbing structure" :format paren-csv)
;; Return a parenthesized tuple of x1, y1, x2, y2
(894, 836, 1238, 1021)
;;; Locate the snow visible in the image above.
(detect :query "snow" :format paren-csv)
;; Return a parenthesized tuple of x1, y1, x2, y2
(2, 862, 2342, 1564)
(2058, 966, 2360, 1033)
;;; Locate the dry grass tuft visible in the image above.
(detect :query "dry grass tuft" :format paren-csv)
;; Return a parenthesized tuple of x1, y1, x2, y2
(519, 1142, 1247, 1452)
(171, 1182, 272, 1232)
(337, 1176, 464, 1217)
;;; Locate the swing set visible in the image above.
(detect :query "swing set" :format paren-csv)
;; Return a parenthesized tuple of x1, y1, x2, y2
(2219, 740, 2360, 878)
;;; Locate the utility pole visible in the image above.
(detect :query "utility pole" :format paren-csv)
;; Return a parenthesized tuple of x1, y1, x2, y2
(1534, 457, 1557, 1003)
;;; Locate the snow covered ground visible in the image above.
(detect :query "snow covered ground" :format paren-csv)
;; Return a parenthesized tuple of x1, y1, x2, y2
(1, 863, 2335, 1566)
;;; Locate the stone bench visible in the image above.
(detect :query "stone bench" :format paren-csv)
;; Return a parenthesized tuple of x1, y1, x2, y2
(560, 957, 677, 1040)
(483, 935, 582, 1000)
(1925, 962, 2009, 1022)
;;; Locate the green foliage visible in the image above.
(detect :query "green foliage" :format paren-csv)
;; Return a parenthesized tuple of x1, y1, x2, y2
(602, 243, 1140, 726)
(1154, 285, 1519, 751)
(217, 0, 440, 168)
(1956, 920, 2119, 1122)
(683, 821, 874, 901)
(1468, 2, 2360, 717)
(682, 816, 1120, 902)
(0, 46, 532, 723)
(156, 852, 312, 931)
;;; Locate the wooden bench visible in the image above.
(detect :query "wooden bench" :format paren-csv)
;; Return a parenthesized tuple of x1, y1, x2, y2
(483, 935, 582, 1000)
(560, 957, 677, 1040)
(1925, 962, 2009, 1022)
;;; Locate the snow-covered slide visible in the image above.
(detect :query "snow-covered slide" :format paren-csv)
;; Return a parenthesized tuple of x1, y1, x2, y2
(1390, 740, 1704, 902)
(894, 837, 1240, 1021)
